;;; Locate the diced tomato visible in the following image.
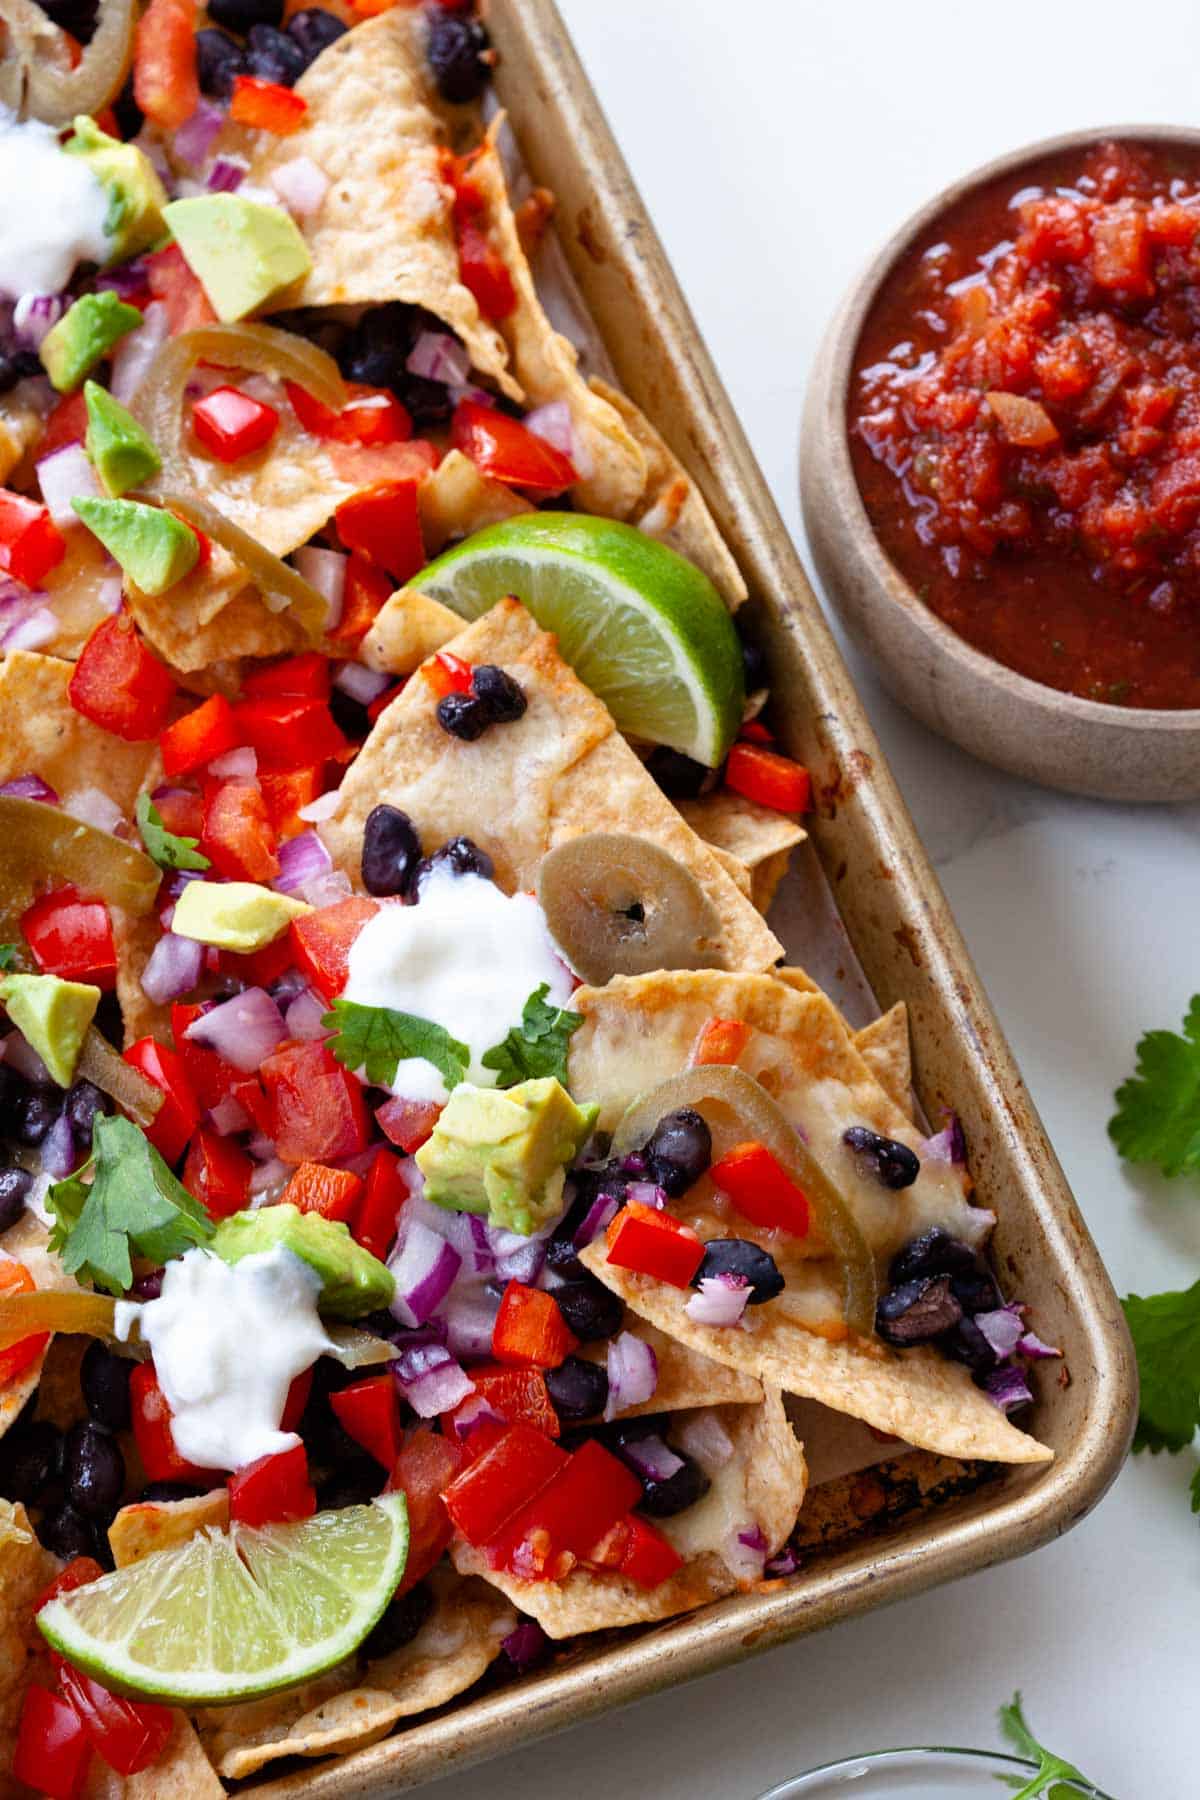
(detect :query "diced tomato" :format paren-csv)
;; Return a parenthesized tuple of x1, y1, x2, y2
(492, 1439, 641, 1579)
(22, 887, 117, 989)
(191, 385, 280, 464)
(385, 1427, 464, 1593)
(154, 786, 204, 842)
(260, 1038, 370, 1165)
(68, 616, 175, 743)
(616, 1513, 684, 1588)
(442, 1423, 567, 1547)
(159, 694, 239, 778)
(12, 1686, 90, 1800)
(129, 1362, 217, 1484)
(171, 1001, 267, 1132)
(334, 480, 425, 582)
(451, 398, 576, 492)
(285, 380, 411, 447)
(241, 652, 331, 699)
(374, 1096, 441, 1156)
(133, 0, 198, 129)
(324, 553, 393, 657)
(217, 934, 295, 992)
(289, 896, 379, 998)
(231, 697, 348, 771)
(604, 1201, 704, 1288)
(228, 1443, 317, 1527)
(229, 74, 307, 134)
(38, 390, 89, 459)
(692, 1018, 752, 1066)
(123, 1039, 200, 1166)
(281, 1366, 312, 1432)
(709, 1140, 810, 1238)
(425, 650, 473, 700)
(491, 1281, 578, 1371)
(738, 718, 774, 745)
(56, 1664, 173, 1777)
(201, 778, 279, 882)
(327, 436, 438, 493)
(259, 766, 322, 838)
(455, 220, 516, 321)
(330, 1375, 403, 1470)
(353, 1146, 408, 1259)
(182, 1127, 252, 1219)
(0, 1261, 48, 1388)
(145, 243, 216, 334)
(724, 743, 811, 815)
(0, 489, 66, 588)
(281, 1160, 363, 1224)
(447, 1365, 559, 1440)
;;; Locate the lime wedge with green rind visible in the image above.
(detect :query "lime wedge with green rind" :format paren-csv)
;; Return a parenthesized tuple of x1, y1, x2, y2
(410, 513, 745, 767)
(37, 1493, 408, 1704)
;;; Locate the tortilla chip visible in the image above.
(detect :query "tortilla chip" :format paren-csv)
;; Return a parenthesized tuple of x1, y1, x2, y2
(361, 586, 462, 678)
(578, 1323, 762, 1416)
(0, 1500, 59, 1786)
(112, 906, 173, 1049)
(679, 790, 805, 914)
(0, 1359, 41, 1442)
(1, 1217, 88, 1442)
(705, 844, 752, 900)
(417, 448, 535, 555)
(31, 531, 122, 661)
(127, 564, 305, 674)
(854, 1003, 912, 1119)
(0, 651, 160, 816)
(245, 13, 515, 396)
(0, 384, 45, 485)
(589, 380, 747, 608)
(82, 1712, 225, 1800)
(454, 1389, 805, 1636)
(320, 600, 782, 973)
(196, 1570, 515, 1781)
(110, 1491, 231, 1569)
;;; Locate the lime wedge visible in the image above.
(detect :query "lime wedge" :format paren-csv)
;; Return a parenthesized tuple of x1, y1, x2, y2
(411, 514, 745, 767)
(37, 1493, 408, 1705)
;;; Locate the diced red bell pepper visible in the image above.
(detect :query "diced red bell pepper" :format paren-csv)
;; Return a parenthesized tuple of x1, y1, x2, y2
(123, 1038, 200, 1166)
(242, 652, 331, 699)
(604, 1201, 705, 1288)
(692, 1017, 752, 1066)
(0, 1261, 49, 1388)
(145, 242, 216, 334)
(334, 480, 425, 583)
(0, 489, 66, 587)
(739, 718, 774, 745)
(325, 552, 393, 657)
(191, 385, 279, 464)
(259, 766, 323, 839)
(724, 743, 812, 815)
(35, 1557, 104, 1613)
(617, 1513, 684, 1588)
(57, 1664, 173, 1777)
(229, 74, 307, 134)
(12, 1686, 90, 1800)
(330, 1374, 403, 1470)
(286, 380, 411, 447)
(260, 1038, 370, 1165)
(385, 1427, 464, 1593)
(424, 650, 473, 700)
(446, 1364, 559, 1440)
(374, 1095, 441, 1155)
(201, 778, 279, 883)
(709, 1140, 810, 1237)
(455, 220, 516, 321)
(289, 895, 378, 998)
(154, 787, 204, 842)
(134, 0, 199, 129)
(231, 697, 348, 771)
(171, 1001, 267, 1132)
(183, 1127, 252, 1219)
(22, 887, 117, 989)
(281, 1160, 363, 1225)
(491, 1281, 579, 1371)
(129, 1363, 216, 1485)
(218, 937, 296, 998)
(159, 693, 239, 778)
(493, 1438, 641, 1579)
(38, 390, 89, 459)
(442, 1422, 567, 1547)
(451, 398, 576, 492)
(228, 1442, 317, 1527)
(353, 1146, 408, 1259)
(68, 616, 175, 743)
(367, 681, 403, 724)
(281, 1366, 313, 1432)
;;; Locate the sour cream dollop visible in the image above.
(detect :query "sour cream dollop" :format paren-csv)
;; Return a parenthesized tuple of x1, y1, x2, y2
(0, 109, 111, 300)
(342, 867, 574, 1104)
(116, 1247, 334, 1472)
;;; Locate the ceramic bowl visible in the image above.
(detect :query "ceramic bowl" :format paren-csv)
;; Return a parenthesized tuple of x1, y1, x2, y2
(801, 125, 1200, 803)
(756, 1745, 1112, 1797)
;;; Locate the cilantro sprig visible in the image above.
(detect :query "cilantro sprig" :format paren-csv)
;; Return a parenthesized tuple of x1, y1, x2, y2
(47, 1113, 214, 1296)
(136, 792, 210, 873)
(1122, 1277, 1200, 1463)
(1109, 995, 1200, 1178)
(481, 984, 583, 1088)
(322, 998, 470, 1091)
(997, 1692, 1094, 1798)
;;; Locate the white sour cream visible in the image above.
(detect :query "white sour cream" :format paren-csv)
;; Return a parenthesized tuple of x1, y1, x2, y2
(0, 109, 111, 300)
(116, 1246, 334, 1472)
(343, 868, 573, 1104)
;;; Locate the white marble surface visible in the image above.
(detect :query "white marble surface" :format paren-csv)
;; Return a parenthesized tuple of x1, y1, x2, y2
(429, 4, 1200, 1793)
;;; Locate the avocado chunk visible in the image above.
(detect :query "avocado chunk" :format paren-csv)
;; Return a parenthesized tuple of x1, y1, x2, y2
(39, 291, 143, 393)
(0, 972, 100, 1089)
(64, 115, 167, 264)
(416, 1078, 599, 1237)
(71, 497, 199, 596)
(212, 1204, 394, 1319)
(163, 195, 311, 323)
(84, 382, 161, 498)
(171, 880, 312, 953)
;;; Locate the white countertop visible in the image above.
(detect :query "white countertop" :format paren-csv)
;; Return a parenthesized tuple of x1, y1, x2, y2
(432, 4, 1200, 1793)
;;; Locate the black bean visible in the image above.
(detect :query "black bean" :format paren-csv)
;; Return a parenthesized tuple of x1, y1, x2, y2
(645, 746, 710, 800)
(315, 1468, 382, 1510)
(694, 1238, 783, 1305)
(0, 348, 42, 397)
(739, 635, 768, 691)
(636, 1453, 710, 1519)
(544, 1355, 608, 1422)
(65, 1080, 107, 1145)
(286, 5, 346, 67)
(436, 693, 493, 741)
(940, 1314, 998, 1376)
(207, 0, 283, 32)
(111, 72, 143, 139)
(950, 1268, 1002, 1317)
(875, 1275, 963, 1346)
(843, 1125, 920, 1191)
(328, 685, 372, 742)
(472, 664, 527, 723)
(64, 1421, 125, 1520)
(338, 303, 417, 390)
(360, 1581, 434, 1661)
(394, 373, 453, 430)
(418, 835, 495, 885)
(426, 7, 491, 103)
(139, 1481, 210, 1503)
(888, 1227, 978, 1288)
(92, 991, 125, 1051)
(35, 0, 98, 41)
(244, 21, 307, 83)
(37, 1503, 110, 1566)
(361, 803, 422, 897)
(552, 1278, 624, 1342)
(15, 1088, 60, 1148)
(0, 1420, 61, 1505)
(643, 1108, 712, 1198)
(80, 1342, 133, 1432)
(0, 1167, 32, 1235)
(195, 26, 248, 98)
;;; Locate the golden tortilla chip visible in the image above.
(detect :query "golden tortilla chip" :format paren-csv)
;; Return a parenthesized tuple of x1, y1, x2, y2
(706, 843, 752, 900)
(109, 1491, 231, 1569)
(417, 448, 535, 555)
(1, 1216, 87, 1442)
(361, 586, 462, 677)
(320, 600, 781, 972)
(0, 1359, 41, 1442)
(589, 380, 747, 608)
(854, 1003, 912, 1119)
(679, 790, 805, 914)
(32, 531, 122, 662)
(453, 1389, 805, 1637)
(112, 906, 173, 1050)
(0, 385, 45, 484)
(196, 1569, 515, 1781)
(127, 563, 304, 674)
(0, 651, 160, 816)
(82, 1712, 225, 1800)
(0, 1499, 59, 1786)
(579, 1323, 762, 1415)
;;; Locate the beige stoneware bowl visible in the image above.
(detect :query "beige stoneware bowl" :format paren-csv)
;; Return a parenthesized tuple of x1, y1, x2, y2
(801, 124, 1200, 803)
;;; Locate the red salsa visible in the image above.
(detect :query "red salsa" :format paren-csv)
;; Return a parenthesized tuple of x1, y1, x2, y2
(850, 140, 1200, 709)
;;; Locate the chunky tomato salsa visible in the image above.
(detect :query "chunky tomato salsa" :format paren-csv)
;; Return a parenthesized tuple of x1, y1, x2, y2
(851, 139, 1200, 709)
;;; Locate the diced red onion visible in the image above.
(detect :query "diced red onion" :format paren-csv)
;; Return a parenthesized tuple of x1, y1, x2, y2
(446, 1391, 503, 1445)
(207, 1094, 251, 1136)
(390, 1321, 447, 1353)
(131, 1269, 163, 1300)
(247, 1131, 277, 1163)
(111, 302, 169, 407)
(685, 1273, 750, 1328)
(334, 661, 390, 705)
(0, 772, 58, 803)
(273, 828, 331, 895)
(619, 1433, 683, 1482)
(184, 986, 287, 1073)
(1017, 1329, 1062, 1361)
(63, 786, 123, 833)
(140, 931, 204, 1005)
(388, 1220, 462, 1328)
(248, 1157, 290, 1198)
(95, 574, 123, 614)
(4, 608, 57, 652)
(207, 157, 247, 194)
(921, 1115, 967, 1165)
(172, 100, 225, 170)
(572, 1190, 619, 1248)
(37, 442, 102, 526)
(2, 1031, 50, 1084)
(207, 745, 257, 780)
(93, 257, 150, 299)
(406, 329, 471, 387)
(675, 1411, 735, 1472)
(975, 1304, 1025, 1361)
(13, 293, 64, 349)
(604, 1330, 657, 1420)
(441, 1287, 500, 1361)
(489, 1223, 549, 1285)
(619, 1153, 646, 1175)
(765, 1547, 799, 1577)
(523, 400, 580, 465)
(723, 1528, 768, 1582)
(393, 1341, 474, 1417)
(292, 547, 346, 631)
(406, 1193, 490, 1273)
(297, 868, 353, 909)
(41, 1110, 78, 1179)
(501, 1621, 548, 1670)
(268, 156, 330, 218)
(984, 1365, 1034, 1412)
(624, 1181, 667, 1210)
(283, 986, 328, 1042)
(297, 789, 342, 824)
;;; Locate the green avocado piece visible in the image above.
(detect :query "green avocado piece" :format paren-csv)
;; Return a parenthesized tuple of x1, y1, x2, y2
(64, 116, 167, 265)
(39, 292, 143, 394)
(84, 382, 161, 498)
(212, 1204, 394, 1319)
(171, 880, 312, 952)
(162, 195, 311, 323)
(416, 1078, 599, 1238)
(71, 497, 199, 596)
(0, 972, 100, 1089)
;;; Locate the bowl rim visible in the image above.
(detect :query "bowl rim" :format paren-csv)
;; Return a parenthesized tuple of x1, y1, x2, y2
(817, 120, 1200, 736)
(755, 1744, 1112, 1798)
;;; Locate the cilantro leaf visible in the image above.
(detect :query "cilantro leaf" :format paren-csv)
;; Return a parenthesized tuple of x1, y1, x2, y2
(480, 984, 583, 1088)
(1108, 995, 1200, 1177)
(322, 998, 470, 1092)
(136, 792, 210, 873)
(1121, 1279, 1200, 1455)
(997, 1693, 1091, 1799)
(0, 943, 18, 971)
(47, 1113, 214, 1295)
